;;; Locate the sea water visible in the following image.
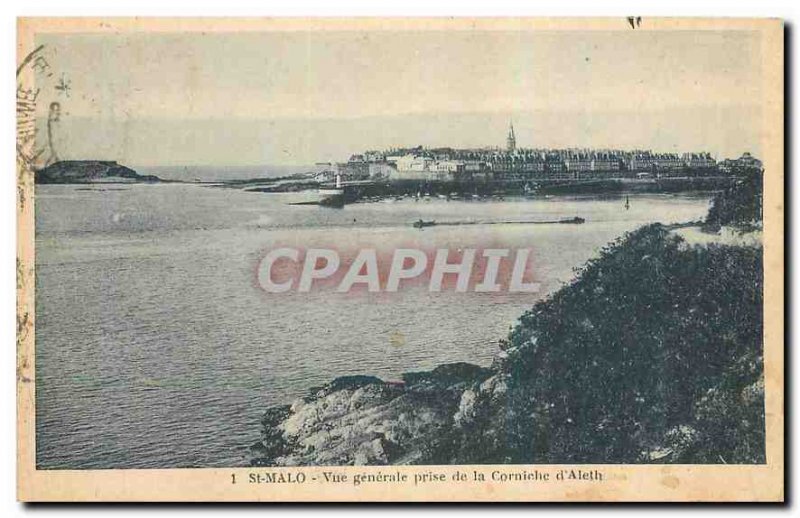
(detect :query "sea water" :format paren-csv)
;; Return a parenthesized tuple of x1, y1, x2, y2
(34, 183, 710, 468)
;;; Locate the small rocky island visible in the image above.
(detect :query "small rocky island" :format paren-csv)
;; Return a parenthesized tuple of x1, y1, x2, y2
(250, 172, 765, 467)
(35, 160, 163, 184)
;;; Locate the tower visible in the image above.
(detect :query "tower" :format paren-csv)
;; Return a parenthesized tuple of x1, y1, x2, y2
(506, 120, 516, 152)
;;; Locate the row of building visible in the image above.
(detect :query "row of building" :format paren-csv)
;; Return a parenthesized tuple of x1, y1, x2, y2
(319, 124, 762, 183)
(323, 149, 760, 183)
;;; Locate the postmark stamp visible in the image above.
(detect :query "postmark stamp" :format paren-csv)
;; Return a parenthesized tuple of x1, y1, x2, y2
(16, 44, 70, 179)
(16, 43, 73, 388)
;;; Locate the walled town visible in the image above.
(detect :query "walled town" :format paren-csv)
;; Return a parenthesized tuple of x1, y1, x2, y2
(319, 123, 763, 186)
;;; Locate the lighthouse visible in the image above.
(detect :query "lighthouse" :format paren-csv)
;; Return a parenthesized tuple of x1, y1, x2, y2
(506, 120, 516, 152)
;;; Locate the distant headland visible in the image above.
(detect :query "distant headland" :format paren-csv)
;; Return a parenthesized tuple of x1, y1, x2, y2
(34, 161, 165, 184)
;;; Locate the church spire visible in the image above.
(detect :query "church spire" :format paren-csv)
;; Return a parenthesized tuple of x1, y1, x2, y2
(506, 119, 516, 152)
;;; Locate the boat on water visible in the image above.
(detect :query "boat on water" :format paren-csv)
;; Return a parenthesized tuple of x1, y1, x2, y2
(413, 219, 436, 229)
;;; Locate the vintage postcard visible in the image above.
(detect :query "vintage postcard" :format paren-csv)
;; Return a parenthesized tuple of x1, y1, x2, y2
(16, 17, 783, 502)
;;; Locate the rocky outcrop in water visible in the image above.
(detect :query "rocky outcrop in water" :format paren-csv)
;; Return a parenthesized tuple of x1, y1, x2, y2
(35, 160, 163, 184)
(250, 364, 492, 466)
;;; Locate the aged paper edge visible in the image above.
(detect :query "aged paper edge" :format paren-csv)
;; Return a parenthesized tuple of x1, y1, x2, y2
(16, 17, 785, 502)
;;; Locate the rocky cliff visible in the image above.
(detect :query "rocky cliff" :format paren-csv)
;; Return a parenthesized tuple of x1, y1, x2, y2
(251, 365, 492, 466)
(250, 182, 765, 466)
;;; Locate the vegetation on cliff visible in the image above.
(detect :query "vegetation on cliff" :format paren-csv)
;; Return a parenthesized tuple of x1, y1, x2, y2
(251, 173, 765, 466)
(705, 169, 763, 229)
(446, 224, 763, 464)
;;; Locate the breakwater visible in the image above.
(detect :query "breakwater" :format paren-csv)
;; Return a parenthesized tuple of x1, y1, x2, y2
(234, 176, 738, 206)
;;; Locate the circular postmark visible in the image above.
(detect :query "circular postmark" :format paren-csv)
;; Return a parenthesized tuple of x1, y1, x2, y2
(16, 44, 71, 172)
(16, 43, 74, 383)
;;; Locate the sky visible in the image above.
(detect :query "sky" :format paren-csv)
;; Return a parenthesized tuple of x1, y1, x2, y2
(36, 29, 764, 166)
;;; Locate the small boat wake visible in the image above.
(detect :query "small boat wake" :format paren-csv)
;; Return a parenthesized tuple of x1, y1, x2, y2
(413, 217, 585, 229)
